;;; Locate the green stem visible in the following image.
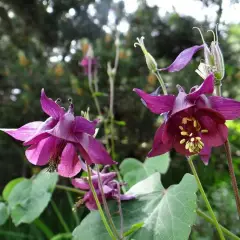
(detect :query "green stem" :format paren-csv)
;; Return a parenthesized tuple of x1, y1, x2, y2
(188, 157, 225, 240)
(56, 184, 85, 195)
(50, 233, 72, 240)
(34, 218, 54, 239)
(66, 191, 80, 225)
(215, 83, 240, 217)
(51, 200, 70, 233)
(197, 209, 240, 240)
(155, 71, 167, 95)
(86, 164, 116, 240)
(96, 166, 121, 239)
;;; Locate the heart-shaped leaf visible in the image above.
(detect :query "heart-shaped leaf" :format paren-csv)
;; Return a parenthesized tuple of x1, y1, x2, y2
(72, 173, 197, 240)
(7, 171, 58, 226)
(120, 153, 170, 189)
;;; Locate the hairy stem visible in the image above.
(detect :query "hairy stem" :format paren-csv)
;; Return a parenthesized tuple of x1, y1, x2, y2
(197, 209, 240, 240)
(86, 164, 116, 240)
(96, 166, 121, 239)
(215, 83, 240, 216)
(188, 157, 225, 240)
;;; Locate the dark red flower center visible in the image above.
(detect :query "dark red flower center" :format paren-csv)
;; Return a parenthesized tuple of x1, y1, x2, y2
(178, 116, 208, 153)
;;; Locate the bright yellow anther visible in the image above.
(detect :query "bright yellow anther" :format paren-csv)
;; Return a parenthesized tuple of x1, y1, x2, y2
(193, 120, 197, 128)
(182, 117, 192, 124)
(191, 137, 195, 142)
(189, 133, 193, 137)
(181, 131, 188, 136)
(196, 137, 201, 140)
(179, 126, 184, 130)
(185, 142, 190, 150)
(201, 129, 208, 133)
(180, 139, 186, 144)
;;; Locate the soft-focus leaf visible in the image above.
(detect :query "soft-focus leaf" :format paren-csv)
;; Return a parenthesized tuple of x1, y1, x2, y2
(7, 171, 58, 226)
(0, 202, 9, 225)
(72, 173, 197, 240)
(120, 153, 170, 188)
(2, 177, 25, 201)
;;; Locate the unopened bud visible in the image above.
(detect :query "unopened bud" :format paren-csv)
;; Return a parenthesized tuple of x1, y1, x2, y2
(107, 62, 116, 78)
(86, 44, 94, 58)
(134, 36, 157, 72)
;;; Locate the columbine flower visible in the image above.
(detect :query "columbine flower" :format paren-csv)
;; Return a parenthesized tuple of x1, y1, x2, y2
(1, 89, 115, 177)
(72, 167, 134, 210)
(134, 73, 240, 164)
(79, 45, 98, 75)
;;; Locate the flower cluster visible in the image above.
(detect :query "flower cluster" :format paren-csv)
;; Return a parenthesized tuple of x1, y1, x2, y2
(72, 165, 134, 210)
(1, 89, 115, 177)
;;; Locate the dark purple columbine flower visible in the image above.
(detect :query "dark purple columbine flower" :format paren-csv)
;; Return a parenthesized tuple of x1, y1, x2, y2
(0, 89, 115, 177)
(79, 45, 98, 75)
(72, 167, 134, 210)
(134, 74, 240, 164)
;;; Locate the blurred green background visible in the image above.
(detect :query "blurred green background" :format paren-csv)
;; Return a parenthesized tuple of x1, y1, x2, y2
(0, 0, 240, 239)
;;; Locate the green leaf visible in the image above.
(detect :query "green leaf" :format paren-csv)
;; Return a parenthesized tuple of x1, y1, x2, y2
(120, 153, 170, 188)
(92, 92, 107, 97)
(2, 177, 25, 201)
(7, 171, 58, 226)
(0, 202, 9, 225)
(114, 120, 126, 126)
(72, 173, 197, 240)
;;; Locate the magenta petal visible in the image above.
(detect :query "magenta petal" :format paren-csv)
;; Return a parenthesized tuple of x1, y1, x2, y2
(72, 178, 90, 190)
(148, 124, 172, 157)
(209, 96, 240, 120)
(25, 136, 56, 165)
(160, 45, 204, 72)
(0, 121, 42, 141)
(74, 117, 98, 135)
(199, 146, 212, 165)
(134, 88, 175, 114)
(187, 74, 214, 101)
(41, 89, 64, 119)
(77, 133, 115, 165)
(58, 143, 81, 177)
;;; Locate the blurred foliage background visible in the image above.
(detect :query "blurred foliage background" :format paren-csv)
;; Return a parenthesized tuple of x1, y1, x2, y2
(0, 0, 240, 239)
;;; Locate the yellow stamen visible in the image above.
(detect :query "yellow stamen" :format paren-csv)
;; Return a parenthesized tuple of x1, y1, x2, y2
(198, 143, 204, 149)
(196, 137, 201, 140)
(181, 131, 188, 136)
(189, 133, 193, 137)
(193, 120, 197, 128)
(185, 142, 190, 150)
(179, 126, 184, 130)
(201, 129, 208, 133)
(199, 140, 204, 146)
(180, 139, 186, 144)
(182, 117, 192, 124)
(191, 137, 195, 142)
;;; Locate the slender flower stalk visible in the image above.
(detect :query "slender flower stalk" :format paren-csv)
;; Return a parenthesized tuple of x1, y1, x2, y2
(188, 157, 225, 240)
(197, 209, 240, 240)
(215, 84, 240, 217)
(154, 71, 167, 95)
(86, 164, 116, 240)
(56, 185, 85, 195)
(96, 166, 121, 240)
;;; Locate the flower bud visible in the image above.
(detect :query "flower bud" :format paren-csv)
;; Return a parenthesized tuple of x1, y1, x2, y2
(134, 36, 157, 72)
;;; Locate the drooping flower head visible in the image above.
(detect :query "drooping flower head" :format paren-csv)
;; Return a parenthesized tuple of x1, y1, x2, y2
(134, 74, 240, 164)
(72, 166, 134, 210)
(79, 44, 98, 75)
(1, 89, 115, 177)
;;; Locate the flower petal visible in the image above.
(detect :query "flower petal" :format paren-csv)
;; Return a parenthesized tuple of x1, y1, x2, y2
(134, 88, 175, 114)
(148, 124, 172, 157)
(0, 121, 42, 141)
(199, 146, 212, 165)
(74, 117, 98, 135)
(77, 133, 115, 165)
(41, 89, 65, 119)
(72, 178, 90, 190)
(25, 136, 56, 165)
(58, 143, 81, 177)
(159, 45, 204, 72)
(209, 96, 240, 120)
(187, 74, 214, 101)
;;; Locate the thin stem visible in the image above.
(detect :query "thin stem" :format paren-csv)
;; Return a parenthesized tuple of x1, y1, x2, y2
(224, 140, 240, 216)
(34, 218, 54, 239)
(155, 71, 167, 95)
(66, 192, 80, 225)
(188, 157, 225, 240)
(116, 182, 124, 238)
(215, 83, 240, 217)
(56, 184, 85, 195)
(51, 200, 70, 233)
(96, 166, 121, 239)
(86, 164, 116, 240)
(197, 209, 240, 240)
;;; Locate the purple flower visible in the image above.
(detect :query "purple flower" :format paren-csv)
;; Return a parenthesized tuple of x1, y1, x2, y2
(134, 74, 240, 164)
(1, 89, 115, 177)
(72, 167, 134, 210)
(159, 45, 204, 72)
